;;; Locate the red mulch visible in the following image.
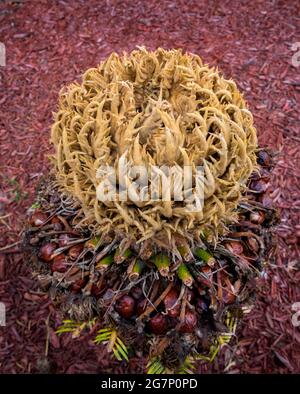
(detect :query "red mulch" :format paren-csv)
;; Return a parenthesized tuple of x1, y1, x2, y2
(0, 0, 300, 374)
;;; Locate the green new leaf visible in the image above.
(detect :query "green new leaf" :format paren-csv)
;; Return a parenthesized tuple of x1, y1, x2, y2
(94, 327, 128, 362)
(177, 355, 196, 374)
(56, 318, 97, 339)
(146, 358, 165, 374)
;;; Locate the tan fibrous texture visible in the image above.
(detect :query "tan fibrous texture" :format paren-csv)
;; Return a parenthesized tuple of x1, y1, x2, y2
(51, 47, 257, 245)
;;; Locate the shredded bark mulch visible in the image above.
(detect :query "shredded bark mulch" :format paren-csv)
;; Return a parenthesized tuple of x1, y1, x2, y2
(0, 0, 299, 373)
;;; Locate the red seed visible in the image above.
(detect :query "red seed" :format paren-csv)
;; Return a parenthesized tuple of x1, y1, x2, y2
(30, 211, 47, 227)
(149, 313, 168, 335)
(115, 295, 135, 319)
(164, 287, 180, 317)
(39, 242, 57, 262)
(179, 311, 197, 333)
(51, 254, 68, 273)
(68, 244, 84, 260)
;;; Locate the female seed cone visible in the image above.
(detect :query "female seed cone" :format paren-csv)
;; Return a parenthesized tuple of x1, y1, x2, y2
(23, 48, 279, 373)
(51, 47, 257, 249)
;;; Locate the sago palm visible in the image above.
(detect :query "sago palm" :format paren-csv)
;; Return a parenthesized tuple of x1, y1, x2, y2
(23, 48, 278, 372)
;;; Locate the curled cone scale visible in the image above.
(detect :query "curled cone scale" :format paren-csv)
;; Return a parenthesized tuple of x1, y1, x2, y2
(51, 47, 257, 246)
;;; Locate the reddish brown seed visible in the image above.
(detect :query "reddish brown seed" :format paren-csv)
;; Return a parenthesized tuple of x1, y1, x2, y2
(51, 254, 68, 273)
(149, 313, 168, 335)
(68, 244, 84, 260)
(30, 211, 47, 227)
(225, 241, 244, 255)
(115, 295, 135, 319)
(167, 304, 181, 318)
(39, 242, 57, 262)
(250, 211, 265, 224)
(179, 310, 197, 333)
(163, 287, 180, 317)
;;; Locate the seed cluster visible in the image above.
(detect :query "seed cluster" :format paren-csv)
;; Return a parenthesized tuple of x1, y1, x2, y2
(51, 48, 257, 245)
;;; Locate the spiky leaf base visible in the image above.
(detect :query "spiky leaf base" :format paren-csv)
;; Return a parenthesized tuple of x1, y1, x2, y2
(23, 150, 278, 372)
